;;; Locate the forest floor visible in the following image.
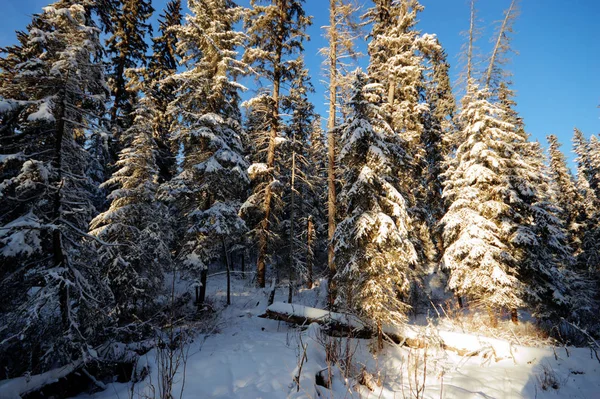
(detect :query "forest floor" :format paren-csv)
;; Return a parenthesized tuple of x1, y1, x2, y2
(72, 273, 600, 399)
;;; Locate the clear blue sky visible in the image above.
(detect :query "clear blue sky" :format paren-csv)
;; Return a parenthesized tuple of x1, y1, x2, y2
(2, 0, 599, 165)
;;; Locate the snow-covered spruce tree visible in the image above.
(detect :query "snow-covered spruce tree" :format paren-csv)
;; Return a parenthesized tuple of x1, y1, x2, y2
(306, 116, 328, 288)
(243, 0, 311, 287)
(322, 0, 362, 302)
(279, 57, 319, 299)
(441, 83, 523, 326)
(146, 0, 182, 183)
(366, 0, 441, 309)
(519, 141, 595, 322)
(161, 0, 249, 305)
(89, 98, 171, 325)
(419, 41, 456, 261)
(546, 135, 587, 257)
(572, 128, 596, 207)
(334, 70, 417, 346)
(106, 0, 153, 134)
(0, 1, 112, 376)
(569, 133, 600, 274)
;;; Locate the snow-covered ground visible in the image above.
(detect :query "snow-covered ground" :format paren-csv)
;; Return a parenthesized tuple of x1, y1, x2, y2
(71, 274, 600, 399)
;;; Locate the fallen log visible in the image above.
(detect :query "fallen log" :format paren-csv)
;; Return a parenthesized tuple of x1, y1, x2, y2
(258, 302, 422, 346)
(260, 302, 511, 361)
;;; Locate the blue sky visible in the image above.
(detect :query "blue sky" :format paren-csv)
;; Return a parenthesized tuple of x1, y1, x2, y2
(2, 0, 599, 165)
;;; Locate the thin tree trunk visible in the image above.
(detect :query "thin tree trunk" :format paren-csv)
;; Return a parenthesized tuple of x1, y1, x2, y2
(487, 306, 498, 328)
(288, 147, 297, 304)
(467, 0, 476, 84)
(241, 251, 245, 278)
(198, 269, 208, 307)
(511, 308, 518, 324)
(485, 0, 517, 89)
(306, 215, 314, 289)
(223, 239, 231, 306)
(327, 0, 338, 306)
(54, 83, 68, 330)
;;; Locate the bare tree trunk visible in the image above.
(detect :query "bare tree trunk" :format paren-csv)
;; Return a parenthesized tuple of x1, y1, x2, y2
(222, 239, 232, 306)
(198, 269, 208, 308)
(467, 0, 476, 84)
(54, 85, 68, 330)
(327, 0, 338, 307)
(485, 0, 517, 89)
(241, 250, 245, 278)
(288, 148, 297, 304)
(487, 306, 498, 328)
(511, 308, 518, 324)
(306, 215, 314, 289)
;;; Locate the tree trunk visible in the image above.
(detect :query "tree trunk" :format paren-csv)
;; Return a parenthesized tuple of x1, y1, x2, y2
(306, 215, 314, 289)
(222, 239, 231, 306)
(288, 148, 297, 304)
(487, 306, 498, 328)
(198, 268, 208, 308)
(327, 0, 338, 307)
(241, 251, 245, 278)
(456, 294, 464, 309)
(54, 85, 68, 331)
(511, 308, 518, 324)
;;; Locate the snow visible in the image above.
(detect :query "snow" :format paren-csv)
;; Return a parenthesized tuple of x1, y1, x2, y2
(58, 275, 600, 399)
(27, 100, 55, 122)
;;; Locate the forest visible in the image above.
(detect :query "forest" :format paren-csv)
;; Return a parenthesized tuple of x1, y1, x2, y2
(0, 0, 599, 398)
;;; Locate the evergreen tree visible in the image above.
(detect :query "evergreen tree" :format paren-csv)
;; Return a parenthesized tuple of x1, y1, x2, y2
(89, 98, 171, 324)
(106, 0, 153, 134)
(243, 0, 311, 287)
(334, 70, 417, 345)
(280, 57, 319, 298)
(0, 0, 112, 376)
(441, 83, 523, 325)
(161, 0, 249, 304)
(147, 0, 182, 183)
(546, 135, 587, 255)
(322, 0, 362, 302)
(420, 41, 456, 262)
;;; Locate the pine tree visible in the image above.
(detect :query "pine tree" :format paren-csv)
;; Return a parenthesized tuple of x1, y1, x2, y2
(243, 0, 311, 287)
(89, 98, 171, 324)
(106, 0, 153, 134)
(161, 0, 249, 304)
(0, 0, 112, 376)
(334, 71, 417, 345)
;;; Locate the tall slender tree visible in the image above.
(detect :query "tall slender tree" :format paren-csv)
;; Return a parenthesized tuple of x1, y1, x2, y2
(147, 0, 182, 183)
(105, 0, 153, 134)
(243, 0, 311, 287)
(322, 0, 362, 304)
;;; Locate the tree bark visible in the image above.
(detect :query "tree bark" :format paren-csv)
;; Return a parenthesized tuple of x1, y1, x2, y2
(510, 308, 518, 324)
(53, 85, 68, 331)
(306, 215, 314, 289)
(327, 0, 338, 307)
(223, 239, 231, 306)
